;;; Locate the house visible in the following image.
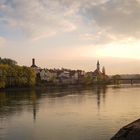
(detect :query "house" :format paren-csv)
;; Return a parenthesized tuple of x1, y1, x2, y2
(40, 69, 48, 81)
(69, 70, 79, 84)
(58, 70, 71, 84)
(57, 69, 83, 84)
(40, 69, 57, 83)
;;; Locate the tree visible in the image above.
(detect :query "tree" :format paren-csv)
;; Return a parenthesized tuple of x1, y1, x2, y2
(0, 57, 17, 65)
(112, 75, 121, 85)
(23, 66, 36, 86)
(0, 64, 36, 88)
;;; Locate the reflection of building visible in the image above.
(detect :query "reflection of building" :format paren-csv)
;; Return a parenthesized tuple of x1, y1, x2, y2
(94, 86, 107, 111)
(93, 61, 107, 81)
(30, 91, 38, 122)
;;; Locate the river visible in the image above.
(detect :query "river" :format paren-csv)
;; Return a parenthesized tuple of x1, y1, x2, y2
(0, 85, 140, 140)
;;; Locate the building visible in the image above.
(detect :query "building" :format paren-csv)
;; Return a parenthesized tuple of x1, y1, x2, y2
(31, 58, 38, 68)
(30, 58, 107, 84)
(40, 69, 58, 83)
(93, 61, 107, 81)
(31, 58, 41, 74)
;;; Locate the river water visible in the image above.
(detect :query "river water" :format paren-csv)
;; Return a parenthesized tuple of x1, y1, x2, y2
(0, 85, 140, 140)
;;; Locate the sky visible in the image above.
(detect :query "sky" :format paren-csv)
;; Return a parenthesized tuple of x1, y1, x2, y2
(0, 0, 140, 74)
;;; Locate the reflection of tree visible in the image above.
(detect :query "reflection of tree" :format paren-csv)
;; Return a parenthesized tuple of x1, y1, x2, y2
(0, 86, 108, 122)
(0, 90, 41, 122)
(0, 92, 7, 111)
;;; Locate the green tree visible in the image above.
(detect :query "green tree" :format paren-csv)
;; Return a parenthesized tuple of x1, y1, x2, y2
(0, 58, 17, 65)
(112, 75, 121, 85)
(0, 63, 36, 88)
(23, 66, 36, 86)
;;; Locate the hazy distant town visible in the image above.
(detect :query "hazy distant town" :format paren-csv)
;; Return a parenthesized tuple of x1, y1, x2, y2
(0, 57, 140, 89)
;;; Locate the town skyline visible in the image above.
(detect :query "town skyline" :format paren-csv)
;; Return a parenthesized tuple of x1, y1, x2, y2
(29, 58, 140, 75)
(28, 58, 140, 74)
(1, 57, 140, 75)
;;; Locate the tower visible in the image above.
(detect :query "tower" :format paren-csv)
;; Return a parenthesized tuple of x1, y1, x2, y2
(31, 58, 37, 68)
(102, 66, 105, 75)
(97, 60, 100, 71)
(32, 58, 35, 66)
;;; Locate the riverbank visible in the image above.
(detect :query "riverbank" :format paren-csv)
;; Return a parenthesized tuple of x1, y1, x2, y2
(1, 82, 140, 93)
(0, 83, 109, 92)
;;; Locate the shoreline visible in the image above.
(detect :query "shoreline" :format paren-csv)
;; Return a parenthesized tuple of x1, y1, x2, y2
(1, 83, 140, 92)
(0, 83, 108, 92)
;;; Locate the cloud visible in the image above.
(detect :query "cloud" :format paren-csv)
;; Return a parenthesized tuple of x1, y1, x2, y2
(0, 0, 80, 40)
(82, 0, 140, 39)
(0, 0, 140, 43)
(0, 36, 6, 46)
(31, 31, 57, 42)
(80, 31, 119, 44)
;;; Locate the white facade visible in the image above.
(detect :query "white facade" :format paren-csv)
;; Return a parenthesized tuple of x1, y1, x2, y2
(40, 69, 57, 82)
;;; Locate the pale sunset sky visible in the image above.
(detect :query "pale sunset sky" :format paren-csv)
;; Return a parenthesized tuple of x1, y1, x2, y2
(0, 0, 140, 74)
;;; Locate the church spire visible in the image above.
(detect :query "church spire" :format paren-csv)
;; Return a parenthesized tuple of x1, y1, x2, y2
(97, 60, 100, 71)
(102, 66, 105, 75)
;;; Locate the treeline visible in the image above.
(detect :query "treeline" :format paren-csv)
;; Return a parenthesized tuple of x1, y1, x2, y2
(0, 58, 36, 88)
(0, 57, 17, 65)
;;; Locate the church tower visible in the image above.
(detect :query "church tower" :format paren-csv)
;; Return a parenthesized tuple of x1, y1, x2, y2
(97, 60, 100, 71)
(102, 66, 105, 75)
(31, 58, 37, 68)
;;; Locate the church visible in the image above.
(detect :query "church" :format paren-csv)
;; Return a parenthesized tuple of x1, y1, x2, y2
(93, 61, 107, 81)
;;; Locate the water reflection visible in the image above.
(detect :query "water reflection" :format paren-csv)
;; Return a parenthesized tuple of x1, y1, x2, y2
(0, 90, 41, 122)
(87, 86, 107, 112)
(30, 91, 38, 122)
(0, 86, 108, 121)
(1, 85, 140, 140)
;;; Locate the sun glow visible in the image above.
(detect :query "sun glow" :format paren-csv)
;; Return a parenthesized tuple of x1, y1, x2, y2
(96, 42, 140, 59)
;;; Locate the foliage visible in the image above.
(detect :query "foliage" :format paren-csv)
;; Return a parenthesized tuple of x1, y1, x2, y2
(0, 57, 17, 65)
(83, 75, 93, 85)
(112, 75, 121, 85)
(0, 64, 36, 88)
